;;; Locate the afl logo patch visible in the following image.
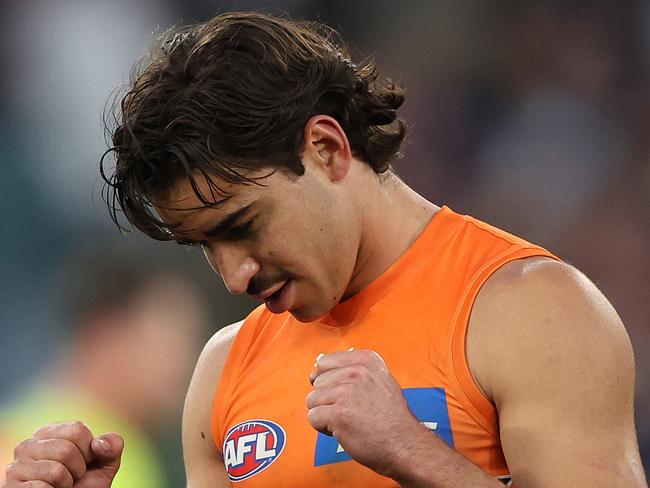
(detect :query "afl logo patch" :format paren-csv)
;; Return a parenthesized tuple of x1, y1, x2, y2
(223, 419, 286, 482)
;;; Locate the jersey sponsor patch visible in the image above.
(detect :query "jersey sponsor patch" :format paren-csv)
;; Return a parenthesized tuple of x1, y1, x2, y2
(313, 387, 454, 466)
(223, 419, 286, 482)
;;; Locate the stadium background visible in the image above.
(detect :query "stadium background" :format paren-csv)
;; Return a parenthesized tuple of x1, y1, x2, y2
(0, 0, 648, 484)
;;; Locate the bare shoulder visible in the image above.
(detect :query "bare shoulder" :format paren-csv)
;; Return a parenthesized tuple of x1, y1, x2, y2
(468, 257, 633, 402)
(467, 257, 646, 486)
(197, 320, 243, 376)
(183, 320, 243, 444)
(473, 255, 602, 299)
(182, 320, 243, 487)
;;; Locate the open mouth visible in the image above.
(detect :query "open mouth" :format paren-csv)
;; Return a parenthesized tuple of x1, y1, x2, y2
(263, 280, 292, 314)
(266, 283, 286, 303)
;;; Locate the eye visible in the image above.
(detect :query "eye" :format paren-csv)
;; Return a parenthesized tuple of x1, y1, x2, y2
(223, 220, 255, 241)
(176, 239, 207, 248)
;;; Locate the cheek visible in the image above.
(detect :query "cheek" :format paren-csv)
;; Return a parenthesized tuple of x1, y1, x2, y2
(305, 238, 355, 298)
(255, 208, 353, 282)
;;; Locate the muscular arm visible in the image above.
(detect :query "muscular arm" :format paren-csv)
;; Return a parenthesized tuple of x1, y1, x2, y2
(183, 321, 242, 488)
(315, 258, 647, 487)
(468, 258, 647, 487)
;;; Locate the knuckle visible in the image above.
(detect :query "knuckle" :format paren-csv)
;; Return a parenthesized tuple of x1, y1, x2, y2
(312, 375, 325, 389)
(346, 365, 363, 380)
(5, 461, 19, 478)
(67, 420, 90, 437)
(57, 440, 78, 462)
(14, 438, 33, 458)
(358, 349, 378, 364)
(32, 424, 52, 438)
(308, 370, 318, 385)
(33, 420, 86, 440)
(306, 407, 319, 425)
(305, 391, 315, 409)
(49, 462, 72, 487)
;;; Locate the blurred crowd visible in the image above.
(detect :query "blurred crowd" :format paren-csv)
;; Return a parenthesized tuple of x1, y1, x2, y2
(0, 0, 648, 484)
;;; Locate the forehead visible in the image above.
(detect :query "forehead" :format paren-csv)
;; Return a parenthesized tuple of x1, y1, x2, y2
(162, 167, 287, 207)
(163, 174, 236, 210)
(153, 171, 274, 232)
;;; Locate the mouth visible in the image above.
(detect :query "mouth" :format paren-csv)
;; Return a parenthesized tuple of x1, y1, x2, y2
(255, 280, 293, 314)
(251, 281, 287, 302)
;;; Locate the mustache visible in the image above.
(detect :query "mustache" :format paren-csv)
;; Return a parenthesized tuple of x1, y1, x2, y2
(247, 271, 292, 296)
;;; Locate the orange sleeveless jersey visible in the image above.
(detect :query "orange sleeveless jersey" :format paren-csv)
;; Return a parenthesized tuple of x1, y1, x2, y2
(212, 206, 557, 486)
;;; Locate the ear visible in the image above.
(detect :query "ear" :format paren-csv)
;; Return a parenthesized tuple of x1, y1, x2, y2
(303, 115, 353, 182)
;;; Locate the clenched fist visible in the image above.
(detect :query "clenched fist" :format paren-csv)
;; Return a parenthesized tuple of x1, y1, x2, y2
(4, 421, 123, 488)
(306, 349, 434, 480)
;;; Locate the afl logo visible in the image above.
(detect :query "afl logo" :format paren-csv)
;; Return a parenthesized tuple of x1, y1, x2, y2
(223, 419, 286, 482)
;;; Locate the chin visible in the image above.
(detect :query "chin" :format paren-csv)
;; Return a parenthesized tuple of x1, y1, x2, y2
(288, 304, 330, 324)
(287, 286, 341, 323)
(289, 310, 321, 324)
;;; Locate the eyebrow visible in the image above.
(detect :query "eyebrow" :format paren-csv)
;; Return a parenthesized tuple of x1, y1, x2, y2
(202, 203, 255, 238)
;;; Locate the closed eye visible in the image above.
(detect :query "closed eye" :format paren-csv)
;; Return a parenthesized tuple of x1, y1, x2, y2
(222, 220, 255, 241)
(175, 218, 256, 247)
(176, 239, 207, 248)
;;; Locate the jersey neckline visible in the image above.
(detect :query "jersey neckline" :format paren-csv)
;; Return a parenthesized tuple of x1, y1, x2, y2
(317, 205, 460, 327)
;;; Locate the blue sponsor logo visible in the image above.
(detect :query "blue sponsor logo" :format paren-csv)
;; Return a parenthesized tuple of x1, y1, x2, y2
(314, 387, 454, 466)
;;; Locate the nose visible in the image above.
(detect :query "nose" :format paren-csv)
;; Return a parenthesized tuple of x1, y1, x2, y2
(203, 243, 260, 295)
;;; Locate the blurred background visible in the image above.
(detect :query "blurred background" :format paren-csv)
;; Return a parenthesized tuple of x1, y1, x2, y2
(0, 0, 647, 484)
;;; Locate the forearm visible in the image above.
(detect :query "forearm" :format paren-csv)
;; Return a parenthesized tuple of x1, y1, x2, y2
(389, 425, 503, 488)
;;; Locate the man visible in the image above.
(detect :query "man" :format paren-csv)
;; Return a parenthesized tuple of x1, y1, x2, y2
(4, 11, 646, 488)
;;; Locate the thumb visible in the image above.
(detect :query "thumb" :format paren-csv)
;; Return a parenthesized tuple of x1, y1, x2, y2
(90, 433, 124, 479)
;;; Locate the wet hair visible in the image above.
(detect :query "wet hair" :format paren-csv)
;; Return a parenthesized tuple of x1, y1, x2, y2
(100, 11, 406, 240)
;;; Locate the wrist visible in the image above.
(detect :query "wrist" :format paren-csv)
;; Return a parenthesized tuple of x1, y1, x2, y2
(384, 417, 441, 485)
(386, 421, 502, 488)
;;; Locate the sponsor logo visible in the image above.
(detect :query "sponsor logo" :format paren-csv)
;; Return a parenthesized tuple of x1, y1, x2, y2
(314, 387, 454, 466)
(223, 419, 286, 482)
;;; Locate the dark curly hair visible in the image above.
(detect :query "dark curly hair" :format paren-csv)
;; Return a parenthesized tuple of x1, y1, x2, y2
(101, 11, 406, 240)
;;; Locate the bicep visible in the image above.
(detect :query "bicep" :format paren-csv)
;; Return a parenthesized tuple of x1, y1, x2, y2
(183, 413, 231, 488)
(183, 321, 242, 488)
(469, 260, 646, 487)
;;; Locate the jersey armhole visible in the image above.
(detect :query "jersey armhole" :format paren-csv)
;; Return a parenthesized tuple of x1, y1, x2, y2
(449, 247, 559, 433)
(210, 305, 268, 452)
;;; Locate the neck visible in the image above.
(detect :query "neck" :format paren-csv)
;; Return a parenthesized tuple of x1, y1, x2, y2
(343, 171, 438, 299)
